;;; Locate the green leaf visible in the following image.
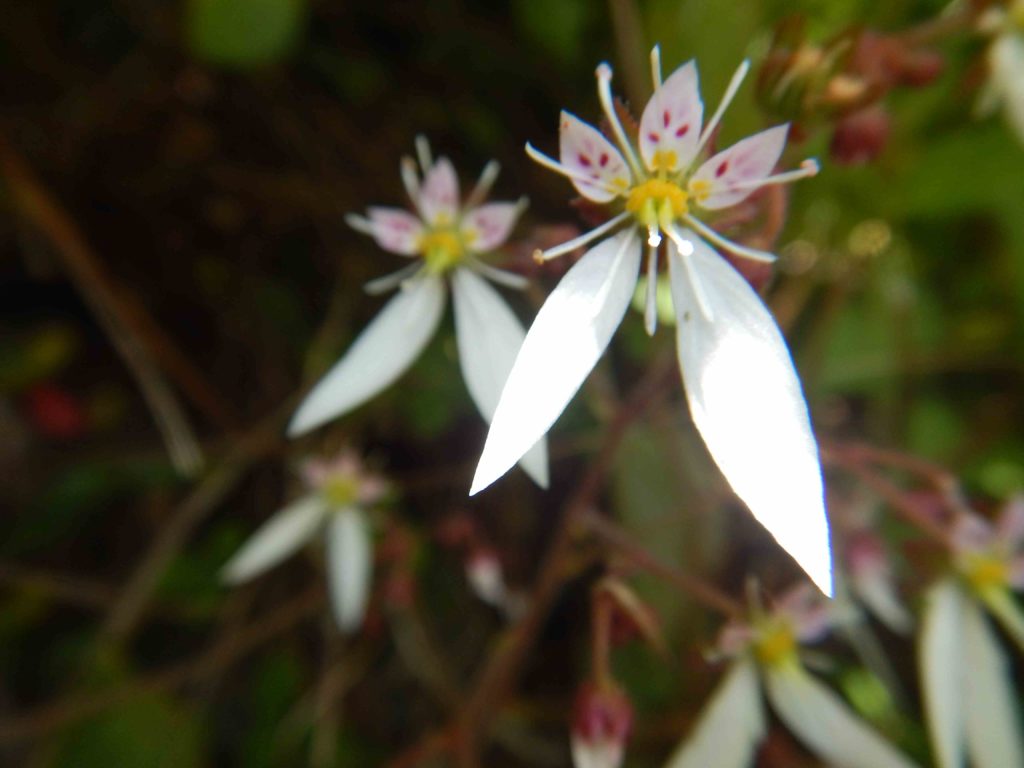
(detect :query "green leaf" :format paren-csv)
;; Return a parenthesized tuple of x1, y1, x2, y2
(51, 693, 204, 768)
(186, 0, 307, 69)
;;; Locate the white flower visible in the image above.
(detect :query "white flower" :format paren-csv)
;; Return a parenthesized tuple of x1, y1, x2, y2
(221, 452, 386, 632)
(666, 584, 918, 768)
(469, 47, 831, 596)
(919, 497, 1024, 768)
(287, 137, 548, 488)
(978, 1, 1024, 144)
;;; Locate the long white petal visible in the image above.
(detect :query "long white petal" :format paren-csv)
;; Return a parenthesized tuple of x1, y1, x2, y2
(919, 580, 966, 768)
(469, 231, 641, 495)
(666, 232, 832, 595)
(221, 495, 326, 584)
(664, 659, 765, 768)
(452, 269, 549, 488)
(981, 587, 1024, 654)
(325, 508, 373, 633)
(963, 597, 1024, 768)
(288, 276, 446, 436)
(765, 661, 919, 768)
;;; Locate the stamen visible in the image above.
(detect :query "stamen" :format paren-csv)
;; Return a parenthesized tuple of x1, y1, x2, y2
(363, 263, 423, 295)
(525, 142, 620, 194)
(534, 211, 631, 262)
(664, 224, 715, 321)
(682, 214, 778, 263)
(647, 224, 661, 248)
(465, 160, 501, 210)
(400, 156, 425, 215)
(415, 134, 433, 174)
(344, 212, 376, 236)
(726, 159, 820, 192)
(466, 258, 529, 290)
(595, 63, 645, 179)
(650, 45, 663, 89)
(695, 59, 751, 157)
(644, 243, 659, 336)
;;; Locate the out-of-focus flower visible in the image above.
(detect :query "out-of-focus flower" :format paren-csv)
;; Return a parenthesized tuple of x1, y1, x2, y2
(288, 137, 548, 488)
(221, 451, 386, 632)
(469, 46, 832, 597)
(919, 496, 1024, 768)
(666, 584, 918, 768)
(833, 498, 912, 634)
(571, 682, 633, 768)
(977, 1, 1024, 144)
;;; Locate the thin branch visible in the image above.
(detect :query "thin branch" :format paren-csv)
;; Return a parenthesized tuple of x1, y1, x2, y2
(581, 510, 742, 618)
(100, 401, 289, 645)
(0, 585, 324, 746)
(453, 355, 678, 767)
(0, 131, 239, 444)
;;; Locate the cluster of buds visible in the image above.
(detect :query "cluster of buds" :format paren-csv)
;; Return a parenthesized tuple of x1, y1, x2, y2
(757, 16, 943, 164)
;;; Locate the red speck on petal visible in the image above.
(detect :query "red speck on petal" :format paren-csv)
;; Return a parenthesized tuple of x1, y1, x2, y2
(662, 109, 671, 128)
(647, 132, 660, 143)
(599, 153, 608, 167)
(675, 124, 689, 138)
(715, 160, 729, 177)
(578, 153, 592, 167)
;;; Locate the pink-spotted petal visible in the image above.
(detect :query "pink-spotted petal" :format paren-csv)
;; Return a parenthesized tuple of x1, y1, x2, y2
(420, 157, 461, 225)
(691, 125, 789, 210)
(367, 207, 424, 255)
(559, 111, 631, 203)
(461, 202, 521, 252)
(639, 60, 703, 173)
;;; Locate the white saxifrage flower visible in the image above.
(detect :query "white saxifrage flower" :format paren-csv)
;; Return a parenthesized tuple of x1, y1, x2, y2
(666, 585, 918, 768)
(288, 137, 548, 488)
(221, 452, 387, 632)
(977, 0, 1024, 144)
(919, 497, 1024, 768)
(469, 47, 832, 595)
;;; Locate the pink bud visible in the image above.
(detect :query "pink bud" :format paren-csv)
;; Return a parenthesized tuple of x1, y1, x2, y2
(24, 383, 87, 439)
(830, 106, 890, 166)
(570, 683, 633, 768)
(465, 548, 507, 609)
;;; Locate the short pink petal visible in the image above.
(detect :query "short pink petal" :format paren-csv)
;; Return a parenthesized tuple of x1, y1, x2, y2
(367, 207, 424, 255)
(461, 202, 521, 251)
(639, 60, 703, 172)
(952, 512, 995, 555)
(558, 111, 631, 203)
(1009, 556, 1024, 589)
(998, 494, 1024, 546)
(691, 124, 789, 210)
(420, 157, 461, 224)
(776, 583, 831, 642)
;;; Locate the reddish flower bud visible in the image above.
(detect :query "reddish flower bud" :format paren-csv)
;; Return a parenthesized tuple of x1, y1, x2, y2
(465, 547, 507, 609)
(830, 105, 891, 165)
(24, 383, 87, 439)
(570, 683, 633, 768)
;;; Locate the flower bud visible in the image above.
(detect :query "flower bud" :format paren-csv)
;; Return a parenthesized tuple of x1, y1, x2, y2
(465, 547, 508, 609)
(830, 105, 891, 165)
(570, 683, 633, 768)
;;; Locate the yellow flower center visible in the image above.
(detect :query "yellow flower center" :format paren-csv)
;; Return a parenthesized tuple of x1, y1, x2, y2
(961, 553, 1010, 593)
(625, 179, 689, 226)
(322, 476, 359, 507)
(753, 621, 797, 668)
(418, 229, 465, 273)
